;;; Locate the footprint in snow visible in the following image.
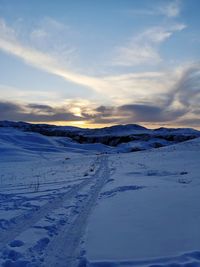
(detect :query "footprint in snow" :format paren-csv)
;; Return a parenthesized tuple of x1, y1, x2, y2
(100, 185, 145, 198)
(9, 240, 24, 248)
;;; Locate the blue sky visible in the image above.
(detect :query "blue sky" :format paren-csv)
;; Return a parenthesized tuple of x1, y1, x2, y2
(0, 0, 200, 128)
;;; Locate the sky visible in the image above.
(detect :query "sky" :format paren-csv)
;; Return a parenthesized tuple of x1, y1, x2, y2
(0, 0, 200, 129)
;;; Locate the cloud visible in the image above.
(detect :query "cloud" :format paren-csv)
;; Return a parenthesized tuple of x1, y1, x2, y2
(95, 106, 115, 116)
(0, 101, 22, 114)
(0, 69, 200, 127)
(82, 63, 200, 126)
(159, 0, 182, 18)
(0, 101, 84, 122)
(29, 17, 77, 64)
(0, 84, 71, 104)
(0, 17, 199, 128)
(112, 44, 161, 67)
(83, 103, 186, 125)
(27, 104, 54, 114)
(112, 24, 186, 66)
(127, 0, 182, 18)
(178, 118, 200, 127)
(118, 104, 186, 123)
(0, 17, 187, 106)
(0, 22, 160, 107)
(174, 63, 200, 108)
(0, 18, 186, 100)
(165, 62, 200, 128)
(0, 18, 107, 94)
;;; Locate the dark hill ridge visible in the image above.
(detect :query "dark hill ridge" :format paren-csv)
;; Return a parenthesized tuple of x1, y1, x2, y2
(0, 121, 200, 150)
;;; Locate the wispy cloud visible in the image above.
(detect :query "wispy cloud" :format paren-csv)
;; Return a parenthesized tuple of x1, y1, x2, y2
(0, 18, 108, 93)
(112, 24, 186, 66)
(159, 0, 182, 18)
(1, 16, 199, 128)
(127, 0, 182, 18)
(0, 84, 60, 103)
(0, 17, 179, 103)
(29, 17, 77, 65)
(1, 61, 200, 128)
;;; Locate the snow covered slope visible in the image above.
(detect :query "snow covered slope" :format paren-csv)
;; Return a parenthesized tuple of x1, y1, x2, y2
(85, 137, 200, 266)
(1, 120, 200, 152)
(0, 127, 113, 162)
(0, 124, 200, 266)
(0, 128, 104, 266)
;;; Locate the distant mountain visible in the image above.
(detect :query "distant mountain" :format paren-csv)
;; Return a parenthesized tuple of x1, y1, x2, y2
(0, 120, 200, 152)
(82, 124, 148, 136)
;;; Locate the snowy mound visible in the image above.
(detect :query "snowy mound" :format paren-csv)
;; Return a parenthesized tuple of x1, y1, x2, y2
(0, 127, 114, 162)
(83, 124, 149, 136)
(0, 128, 67, 162)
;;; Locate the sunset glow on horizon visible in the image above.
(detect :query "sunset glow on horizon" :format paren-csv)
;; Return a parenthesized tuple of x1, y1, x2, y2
(0, 0, 200, 129)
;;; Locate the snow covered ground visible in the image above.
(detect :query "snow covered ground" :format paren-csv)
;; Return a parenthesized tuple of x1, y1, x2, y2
(0, 127, 200, 267)
(86, 138, 200, 267)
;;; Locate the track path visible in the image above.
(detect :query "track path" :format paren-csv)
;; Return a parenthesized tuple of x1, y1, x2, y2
(42, 155, 109, 267)
(0, 156, 101, 251)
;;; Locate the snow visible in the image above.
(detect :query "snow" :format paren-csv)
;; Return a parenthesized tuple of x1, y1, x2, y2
(2, 121, 199, 150)
(85, 138, 200, 266)
(0, 126, 200, 267)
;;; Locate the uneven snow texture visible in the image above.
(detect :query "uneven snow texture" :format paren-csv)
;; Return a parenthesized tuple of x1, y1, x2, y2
(85, 138, 200, 267)
(0, 127, 200, 267)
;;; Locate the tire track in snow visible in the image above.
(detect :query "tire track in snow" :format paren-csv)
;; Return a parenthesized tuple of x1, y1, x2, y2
(0, 156, 101, 250)
(42, 155, 109, 267)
